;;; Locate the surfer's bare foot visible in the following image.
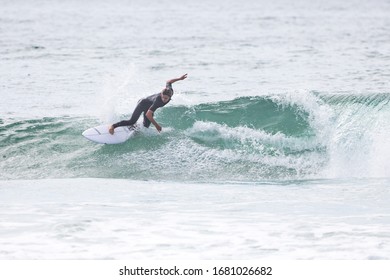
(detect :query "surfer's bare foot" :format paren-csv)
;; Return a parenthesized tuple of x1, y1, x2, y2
(109, 125, 114, 135)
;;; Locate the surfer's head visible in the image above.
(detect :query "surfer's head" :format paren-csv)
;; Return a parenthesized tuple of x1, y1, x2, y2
(161, 88, 173, 103)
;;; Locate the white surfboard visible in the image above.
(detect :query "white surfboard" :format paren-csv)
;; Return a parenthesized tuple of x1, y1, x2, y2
(82, 124, 138, 144)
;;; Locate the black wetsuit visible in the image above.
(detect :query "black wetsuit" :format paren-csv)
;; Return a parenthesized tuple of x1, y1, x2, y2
(112, 84, 172, 128)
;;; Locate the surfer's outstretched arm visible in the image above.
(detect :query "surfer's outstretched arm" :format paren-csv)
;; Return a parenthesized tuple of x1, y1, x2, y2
(167, 74, 187, 84)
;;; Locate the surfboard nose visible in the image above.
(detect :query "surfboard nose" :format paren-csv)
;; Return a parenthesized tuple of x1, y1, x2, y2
(82, 127, 95, 137)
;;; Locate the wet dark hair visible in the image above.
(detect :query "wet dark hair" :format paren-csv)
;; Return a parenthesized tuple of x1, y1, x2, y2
(162, 88, 173, 97)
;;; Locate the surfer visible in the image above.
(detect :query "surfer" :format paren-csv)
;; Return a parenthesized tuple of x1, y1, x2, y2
(109, 74, 187, 134)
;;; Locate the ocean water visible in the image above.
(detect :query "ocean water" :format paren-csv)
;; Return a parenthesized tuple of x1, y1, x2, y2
(1, 0, 390, 259)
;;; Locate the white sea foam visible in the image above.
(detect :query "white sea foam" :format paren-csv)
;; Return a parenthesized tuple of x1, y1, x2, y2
(0, 178, 389, 259)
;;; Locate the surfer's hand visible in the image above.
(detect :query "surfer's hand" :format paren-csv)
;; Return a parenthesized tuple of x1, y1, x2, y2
(156, 124, 162, 133)
(109, 125, 115, 135)
(180, 73, 188, 80)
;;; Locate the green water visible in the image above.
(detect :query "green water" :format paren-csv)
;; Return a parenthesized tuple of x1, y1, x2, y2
(1, 93, 389, 180)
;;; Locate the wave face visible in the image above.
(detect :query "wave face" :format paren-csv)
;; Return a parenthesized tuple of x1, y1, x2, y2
(1, 92, 390, 181)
